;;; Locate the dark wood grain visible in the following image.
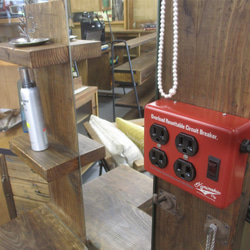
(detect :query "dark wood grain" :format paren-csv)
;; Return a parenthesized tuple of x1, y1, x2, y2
(154, 0, 250, 249)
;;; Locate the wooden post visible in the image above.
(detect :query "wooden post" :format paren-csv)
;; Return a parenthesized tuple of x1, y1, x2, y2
(153, 0, 250, 249)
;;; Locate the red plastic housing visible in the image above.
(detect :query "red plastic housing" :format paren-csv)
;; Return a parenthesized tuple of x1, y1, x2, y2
(144, 99, 250, 208)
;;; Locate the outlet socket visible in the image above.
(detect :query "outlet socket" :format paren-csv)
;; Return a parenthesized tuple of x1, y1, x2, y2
(175, 133, 198, 156)
(174, 159, 196, 182)
(149, 148, 168, 169)
(150, 124, 169, 145)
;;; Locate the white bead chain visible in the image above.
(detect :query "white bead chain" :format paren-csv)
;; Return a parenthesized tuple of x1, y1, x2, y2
(158, 0, 179, 98)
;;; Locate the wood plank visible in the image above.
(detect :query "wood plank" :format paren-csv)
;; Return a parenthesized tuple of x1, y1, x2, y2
(48, 169, 86, 243)
(9, 134, 79, 182)
(114, 49, 156, 85)
(83, 165, 153, 249)
(0, 40, 101, 68)
(9, 134, 105, 182)
(154, 0, 250, 249)
(0, 60, 20, 109)
(116, 74, 156, 108)
(0, 204, 87, 249)
(115, 32, 156, 49)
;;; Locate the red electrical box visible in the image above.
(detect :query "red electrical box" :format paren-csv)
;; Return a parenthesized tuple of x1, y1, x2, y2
(144, 99, 250, 208)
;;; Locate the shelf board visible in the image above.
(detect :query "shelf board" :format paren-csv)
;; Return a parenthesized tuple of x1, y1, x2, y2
(0, 40, 101, 68)
(9, 134, 105, 182)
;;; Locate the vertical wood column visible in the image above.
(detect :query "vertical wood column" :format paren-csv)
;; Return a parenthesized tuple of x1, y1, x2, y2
(154, 0, 250, 249)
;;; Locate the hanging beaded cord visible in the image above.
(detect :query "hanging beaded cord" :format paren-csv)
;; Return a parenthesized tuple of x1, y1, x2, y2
(158, 0, 178, 98)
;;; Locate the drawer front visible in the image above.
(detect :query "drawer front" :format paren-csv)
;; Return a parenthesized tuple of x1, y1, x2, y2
(10, 177, 50, 203)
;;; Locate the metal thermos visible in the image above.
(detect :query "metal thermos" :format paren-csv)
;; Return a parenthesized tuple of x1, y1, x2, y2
(19, 67, 48, 151)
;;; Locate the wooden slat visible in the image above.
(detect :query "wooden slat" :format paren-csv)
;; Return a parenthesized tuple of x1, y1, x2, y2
(9, 134, 105, 182)
(83, 165, 153, 249)
(0, 204, 87, 249)
(115, 32, 156, 49)
(114, 49, 156, 85)
(116, 74, 156, 108)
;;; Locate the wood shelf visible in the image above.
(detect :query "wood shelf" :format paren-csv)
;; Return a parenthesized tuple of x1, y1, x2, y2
(114, 49, 156, 85)
(9, 134, 105, 182)
(0, 40, 101, 68)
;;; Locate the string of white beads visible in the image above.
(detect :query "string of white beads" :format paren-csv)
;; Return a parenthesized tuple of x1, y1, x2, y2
(158, 0, 178, 98)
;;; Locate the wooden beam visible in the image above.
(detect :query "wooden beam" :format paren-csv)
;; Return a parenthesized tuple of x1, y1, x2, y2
(153, 0, 250, 249)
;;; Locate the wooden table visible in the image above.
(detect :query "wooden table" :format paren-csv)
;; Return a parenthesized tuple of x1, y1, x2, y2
(83, 165, 153, 249)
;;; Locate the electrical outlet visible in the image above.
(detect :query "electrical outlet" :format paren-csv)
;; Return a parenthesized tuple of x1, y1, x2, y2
(174, 159, 196, 182)
(144, 99, 250, 208)
(150, 123, 169, 145)
(175, 132, 198, 156)
(149, 148, 168, 169)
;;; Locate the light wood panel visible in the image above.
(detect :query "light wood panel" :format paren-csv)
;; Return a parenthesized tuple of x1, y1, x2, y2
(70, 0, 102, 12)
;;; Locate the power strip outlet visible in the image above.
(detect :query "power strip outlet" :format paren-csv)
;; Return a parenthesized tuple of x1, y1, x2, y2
(144, 99, 250, 208)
